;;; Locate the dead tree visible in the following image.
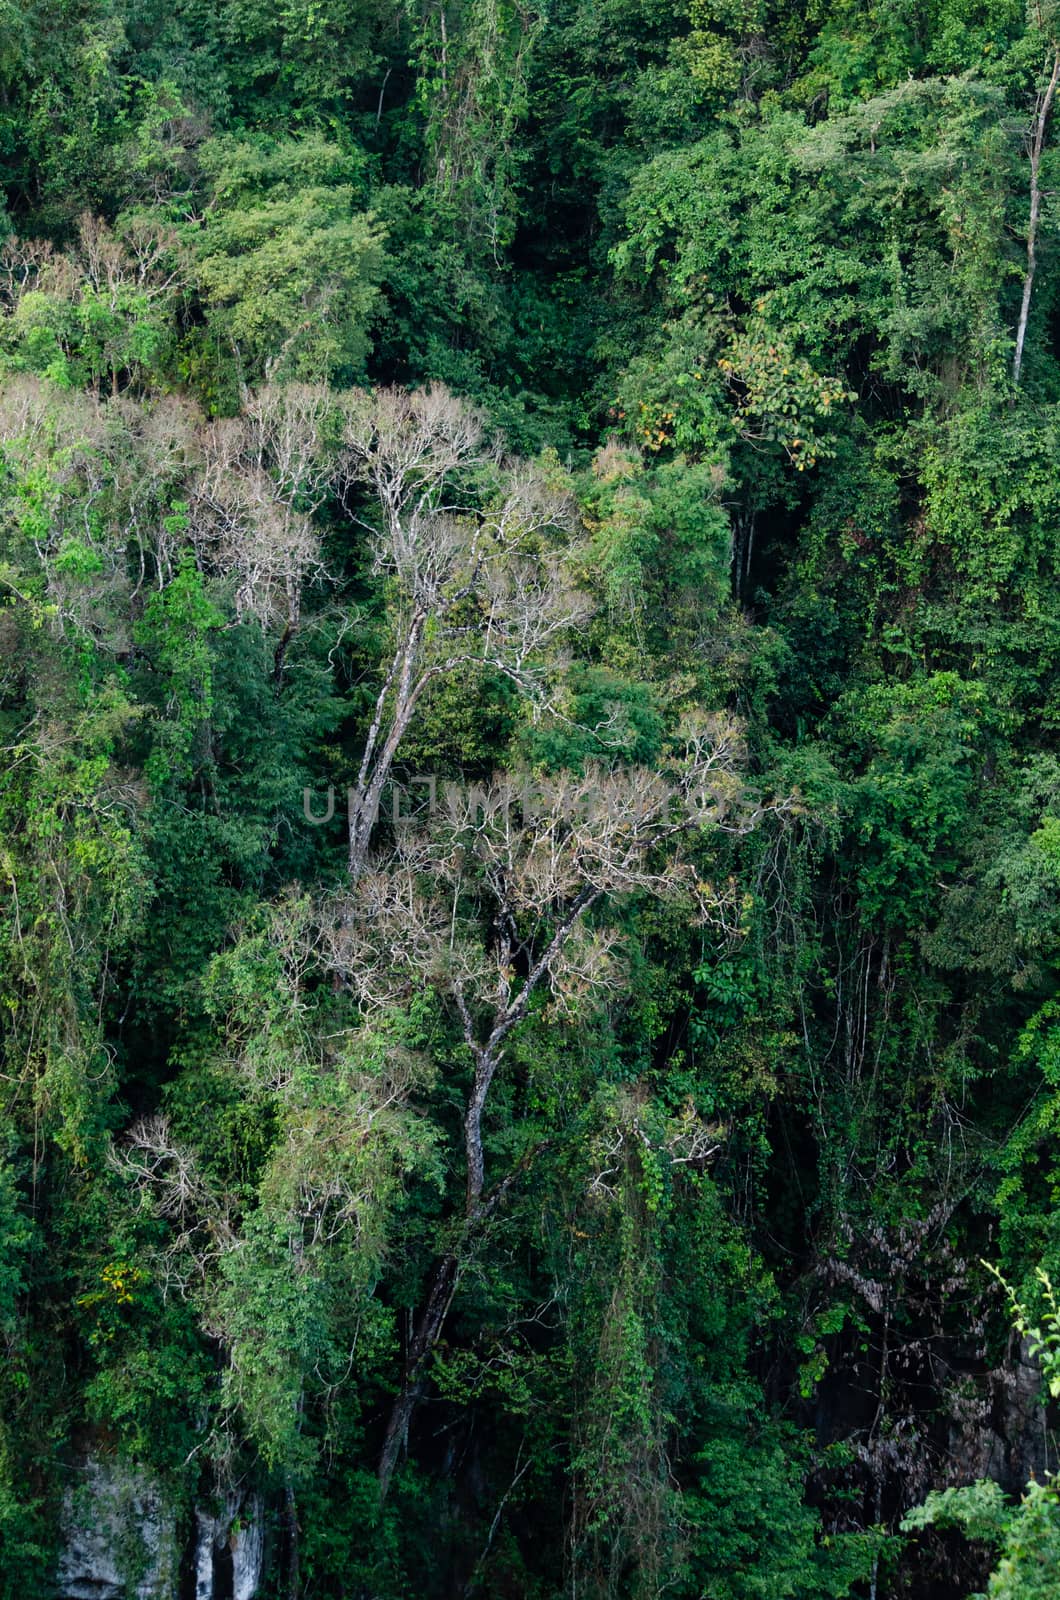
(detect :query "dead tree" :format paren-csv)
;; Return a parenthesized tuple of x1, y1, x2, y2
(1013, 40, 1060, 389)
(189, 383, 334, 683)
(322, 718, 784, 1493)
(334, 384, 586, 877)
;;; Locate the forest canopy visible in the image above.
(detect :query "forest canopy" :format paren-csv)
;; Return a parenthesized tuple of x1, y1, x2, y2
(3, 2, 1060, 1598)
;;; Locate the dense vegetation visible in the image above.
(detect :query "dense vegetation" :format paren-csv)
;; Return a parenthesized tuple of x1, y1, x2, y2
(3, 1, 1060, 1595)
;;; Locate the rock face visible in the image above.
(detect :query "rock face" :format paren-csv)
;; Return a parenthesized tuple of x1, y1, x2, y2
(953, 1336, 1057, 1492)
(194, 1492, 266, 1600)
(56, 1454, 265, 1600)
(57, 1457, 179, 1600)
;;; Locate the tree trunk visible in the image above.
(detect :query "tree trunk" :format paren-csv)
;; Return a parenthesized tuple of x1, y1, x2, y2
(376, 890, 601, 1497)
(272, 621, 294, 689)
(347, 616, 427, 878)
(378, 1251, 460, 1497)
(283, 1479, 300, 1600)
(464, 1048, 498, 1213)
(1013, 47, 1060, 389)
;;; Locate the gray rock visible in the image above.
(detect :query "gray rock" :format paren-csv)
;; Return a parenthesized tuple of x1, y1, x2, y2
(57, 1457, 178, 1600)
(56, 1450, 266, 1600)
(193, 1491, 265, 1600)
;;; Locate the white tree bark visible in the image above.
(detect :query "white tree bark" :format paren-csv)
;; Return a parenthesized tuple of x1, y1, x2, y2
(1013, 48, 1060, 389)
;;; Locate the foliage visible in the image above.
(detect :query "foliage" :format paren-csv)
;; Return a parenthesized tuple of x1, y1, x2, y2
(3, 1, 1060, 1597)
(901, 1274, 1060, 1597)
(191, 135, 386, 391)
